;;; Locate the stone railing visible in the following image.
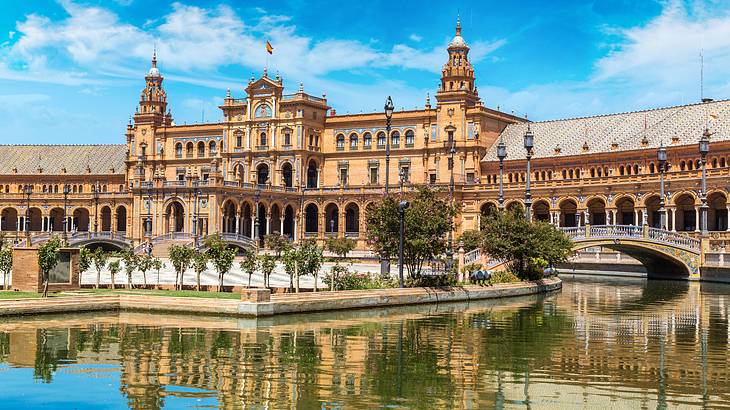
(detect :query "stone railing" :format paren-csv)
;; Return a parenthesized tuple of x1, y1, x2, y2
(559, 224, 701, 252)
(464, 248, 481, 265)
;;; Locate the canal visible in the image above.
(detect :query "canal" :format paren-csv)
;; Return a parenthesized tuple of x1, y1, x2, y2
(0, 277, 729, 408)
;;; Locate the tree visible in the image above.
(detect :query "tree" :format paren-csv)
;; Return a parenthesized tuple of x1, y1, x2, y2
(151, 257, 165, 287)
(37, 237, 62, 297)
(121, 249, 139, 290)
(366, 187, 457, 280)
(78, 247, 92, 284)
(282, 246, 300, 292)
(107, 260, 121, 290)
(137, 255, 153, 288)
(239, 249, 258, 288)
(297, 240, 324, 292)
(480, 208, 573, 279)
(326, 236, 356, 259)
(458, 229, 483, 252)
(91, 248, 108, 289)
(205, 234, 236, 291)
(0, 244, 12, 291)
(192, 251, 208, 291)
(264, 233, 291, 258)
(168, 245, 194, 290)
(258, 254, 276, 289)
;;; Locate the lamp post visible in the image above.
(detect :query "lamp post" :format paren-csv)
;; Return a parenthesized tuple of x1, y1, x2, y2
(445, 123, 457, 272)
(192, 180, 200, 248)
(381, 96, 395, 278)
(657, 142, 668, 230)
(399, 167, 405, 193)
(254, 187, 261, 248)
(398, 200, 409, 288)
(384, 96, 394, 194)
(93, 182, 100, 233)
(24, 184, 32, 233)
(496, 136, 507, 209)
(699, 128, 710, 235)
(144, 189, 152, 238)
(330, 218, 335, 237)
(523, 124, 534, 221)
(62, 185, 70, 238)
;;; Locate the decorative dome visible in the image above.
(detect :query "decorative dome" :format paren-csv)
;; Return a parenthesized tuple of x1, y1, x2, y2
(448, 16, 468, 49)
(147, 49, 161, 77)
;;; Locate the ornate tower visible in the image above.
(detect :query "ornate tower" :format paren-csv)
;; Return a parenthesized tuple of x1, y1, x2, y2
(134, 50, 172, 127)
(436, 16, 480, 107)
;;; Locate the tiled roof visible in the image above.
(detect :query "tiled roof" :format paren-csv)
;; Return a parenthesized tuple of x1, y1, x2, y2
(485, 99, 730, 161)
(0, 145, 126, 175)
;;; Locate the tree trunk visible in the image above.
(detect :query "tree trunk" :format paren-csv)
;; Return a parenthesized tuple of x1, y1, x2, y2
(218, 272, 224, 292)
(295, 265, 299, 293)
(289, 275, 293, 293)
(127, 273, 131, 290)
(313, 273, 318, 292)
(196, 272, 201, 291)
(110, 270, 115, 290)
(179, 270, 184, 291)
(157, 270, 161, 289)
(142, 272, 147, 288)
(4, 272, 8, 290)
(42, 272, 48, 298)
(96, 270, 100, 289)
(248, 273, 252, 288)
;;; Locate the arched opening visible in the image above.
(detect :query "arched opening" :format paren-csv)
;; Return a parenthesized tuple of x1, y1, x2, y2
(234, 164, 245, 184)
(282, 163, 293, 188)
(1, 208, 18, 231)
(305, 204, 319, 234)
(209, 140, 217, 156)
(615, 197, 636, 225)
(506, 201, 524, 215)
(586, 198, 606, 225)
(116, 206, 127, 232)
(645, 195, 661, 229)
(165, 201, 185, 233)
(257, 163, 270, 185)
(559, 200, 578, 227)
(73, 208, 90, 232)
(241, 203, 253, 238)
(186, 142, 194, 158)
(480, 202, 497, 218)
(674, 194, 696, 232)
(175, 143, 183, 158)
(28, 208, 42, 231)
(345, 203, 359, 234)
(307, 160, 318, 188)
(257, 203, 267, 242)
(349, 133, 358, 149)
(708, 192, 728, 231)
(222, 201, 237, 233)
(533, 200, 550, 222)
(49, 207, 64, 232)
(270, 204, 281, 235)
(100, 206, 112, 232)
(325, 203, 339, 234)
(197, 141, 205, 157)
(283, 205, 295, 239)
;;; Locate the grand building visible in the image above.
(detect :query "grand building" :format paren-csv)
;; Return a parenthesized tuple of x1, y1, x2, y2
(1, 19, 730, 255)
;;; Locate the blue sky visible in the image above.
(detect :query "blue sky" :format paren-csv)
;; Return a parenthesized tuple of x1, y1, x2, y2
(1, 0, 730, 144)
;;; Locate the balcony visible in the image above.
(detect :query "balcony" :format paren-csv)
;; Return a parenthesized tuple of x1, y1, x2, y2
(336, 146, 345, 151)
(256, 145, 269, 151)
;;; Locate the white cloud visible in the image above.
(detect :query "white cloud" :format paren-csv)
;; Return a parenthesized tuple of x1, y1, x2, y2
(409, 34, 422, 42)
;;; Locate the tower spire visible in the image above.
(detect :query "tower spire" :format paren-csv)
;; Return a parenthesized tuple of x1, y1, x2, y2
(456, 14, 461, 36)
(152, 45, 157, 68)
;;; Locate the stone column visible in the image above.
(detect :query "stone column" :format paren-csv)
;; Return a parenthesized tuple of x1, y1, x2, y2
(280, 218, 284, 236)
(670, 208, 676, 232)
(695, 206, 700, 232)
(266, 216, 271, 235)
(726, 206, 730, 231)
(235, 215, 240, 234)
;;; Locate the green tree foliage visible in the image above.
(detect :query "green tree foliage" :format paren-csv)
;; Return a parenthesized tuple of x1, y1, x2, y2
(151, 257, 165, 287)
(168, 245, 194, 290)
(205, 235, 236, 291)
(325, 236, 356, 259)
(282, 246, 300, 292)
(239, 249, 258, 288)
(137, 255, 153, 288)
(91, 247, 109, 290)
(121, 249, 139, 290)
(264, 233, 291, 257)
(78, 246, 92, 275)
(257, 254, 276, 288)
(192, 251, 208, 291)
(38, 237, 62, 297)
(108, 260, 121, 289)
(366, 188, 457, 280)
(0, 243, 12, 290)
(480, 208, 573, 279)
(458, 229, 483, 252)
(297, 240, 324, 292)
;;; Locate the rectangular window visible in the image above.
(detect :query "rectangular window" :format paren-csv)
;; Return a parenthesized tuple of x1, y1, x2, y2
(467, 122, 475, 140)
(236, 135, 242, 147)
(431, 124, 437, 141)
(429, 173, 437, 184)
(340, 168, 348, 186)
(284, 133, 291, 146)
(370, 167, 378, 185)
(400, 166, 410, 182)
(466, 172, 475, 184)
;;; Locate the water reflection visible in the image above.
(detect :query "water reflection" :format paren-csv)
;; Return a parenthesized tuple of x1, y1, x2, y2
(0, 278, 729, 408)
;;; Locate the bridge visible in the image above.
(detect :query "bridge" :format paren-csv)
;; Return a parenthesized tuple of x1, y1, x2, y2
(559, 225, 701, 278)
(25, 232, 133, 250)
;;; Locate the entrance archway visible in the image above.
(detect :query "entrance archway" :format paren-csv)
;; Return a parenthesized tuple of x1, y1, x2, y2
(615, 197, 636, 225)
(73, 208, 90, 232)
(587, 198, 606, 225)
(325, 203, 339, 234)
(116, 206, 127, 232)
(708, 192, 728, 231)
(345, 203, 359, 234)
(305, 204, 319, 233)
(100, 206, 112, 232)
(165, 201, 185, 233)
(559, 199, 578, 227)
(674, 194, 696, 232)
(282, 163, 293, 188)
(533, 200, 550, 222)
(1, 208, 18, 231)
(307, 160, 318, 188)
(283, 205, 295, 239)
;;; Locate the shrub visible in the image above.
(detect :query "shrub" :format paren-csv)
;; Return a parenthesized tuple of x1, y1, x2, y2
(406, 273, 457, 288)
(324, 268, 395, 290)
(489, 270, 520, 284)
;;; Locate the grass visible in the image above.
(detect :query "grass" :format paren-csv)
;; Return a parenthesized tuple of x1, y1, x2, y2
(0, 291, 45, 299)
(75, 288, 241, 300)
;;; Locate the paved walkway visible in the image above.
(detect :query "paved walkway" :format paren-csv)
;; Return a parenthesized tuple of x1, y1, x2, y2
(79, 259, 385, 289)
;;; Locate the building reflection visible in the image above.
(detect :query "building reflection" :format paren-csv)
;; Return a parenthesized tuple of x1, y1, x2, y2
(0, 280, 729, 407)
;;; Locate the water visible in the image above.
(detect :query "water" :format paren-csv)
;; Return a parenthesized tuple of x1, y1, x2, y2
(1, 277, 730, 408)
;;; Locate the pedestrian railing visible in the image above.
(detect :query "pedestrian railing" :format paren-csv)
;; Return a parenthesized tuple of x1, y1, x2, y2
(559, 224, 701, 252)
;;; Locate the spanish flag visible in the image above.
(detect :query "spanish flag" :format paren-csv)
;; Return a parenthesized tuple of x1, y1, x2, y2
(266, 40, 273, 54)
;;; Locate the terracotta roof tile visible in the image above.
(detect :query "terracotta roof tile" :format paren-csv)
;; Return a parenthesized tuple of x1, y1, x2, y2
(0, 145, 126, 175)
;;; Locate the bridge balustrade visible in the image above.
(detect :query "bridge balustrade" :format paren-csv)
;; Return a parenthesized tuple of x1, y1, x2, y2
(559, 224, 701, 252)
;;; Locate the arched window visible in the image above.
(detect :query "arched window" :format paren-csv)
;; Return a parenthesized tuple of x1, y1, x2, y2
(680, 161, 686, 171)
(377, 132, 386, 147)
(619, 165, 625, 176)
(175, 143, 182, 158)
(186, 142, 193, 157)
(209, 140, 217, 155)
(590, 168, 595, 178)
(349, 133, 358, 149)
(722, 158, 727, 168)
(649, 163, 655, 173)
(633, 164, 639, 174)
(235, 131, 243, 147)
(255, 104, 272, 118)
(336, 134, 345, 149)
(405, 130, 415, 146)
(363, 132, 372, 148)
(562, 170, 567, 179)
(391, 131, 400, 146)
(197, 141, 205, 157)
(568, 169, 574, 179)
(260, 132, 267, 146)
(688, 160, 694, 170)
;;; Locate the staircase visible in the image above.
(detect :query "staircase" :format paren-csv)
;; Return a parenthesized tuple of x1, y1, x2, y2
(150, 240, 192, 258)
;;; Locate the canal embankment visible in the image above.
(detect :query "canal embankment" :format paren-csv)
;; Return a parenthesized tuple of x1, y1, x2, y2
(0, 278, 561, 318)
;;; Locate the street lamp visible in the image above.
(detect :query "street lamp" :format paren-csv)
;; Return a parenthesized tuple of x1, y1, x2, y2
(384, 96, 394, 195)
(381, 96, 395, 278)
(254, 187, 261, 247)
(330, 218, 335, 236)
(144, 189, 152, 238)
(445, 123, 457, 272)
(657, 142, 668, 229)
(399, 167, 405, 193)
(398, 200, 410, 288)
(699, 128, 710, 235)
(62, 185, 70, 238)
(496, 136, 507, 209)
(93, 182, 100, 233)
(192, 179, 200, 248)
(24, 184, 32, 233)
(523, 124, 534, 221)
